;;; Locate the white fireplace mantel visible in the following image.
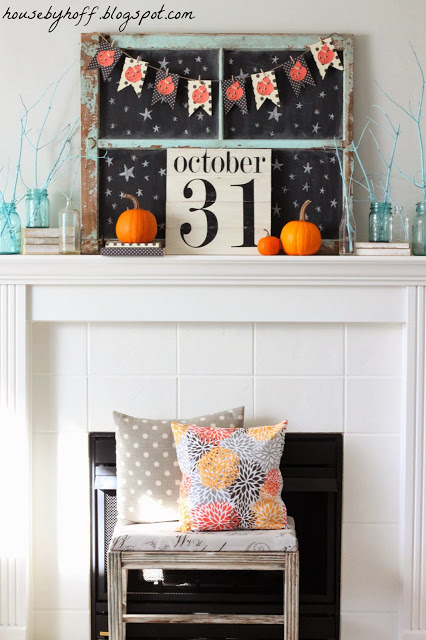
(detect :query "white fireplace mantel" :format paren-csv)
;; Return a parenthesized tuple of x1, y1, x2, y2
(1, 255, 426, 640)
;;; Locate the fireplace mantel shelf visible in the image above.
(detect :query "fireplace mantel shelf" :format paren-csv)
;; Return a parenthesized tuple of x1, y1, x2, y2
(1, 254, 426, 285)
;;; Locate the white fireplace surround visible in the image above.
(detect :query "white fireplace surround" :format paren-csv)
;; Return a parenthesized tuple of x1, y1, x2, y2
(1, 254, 426, 640)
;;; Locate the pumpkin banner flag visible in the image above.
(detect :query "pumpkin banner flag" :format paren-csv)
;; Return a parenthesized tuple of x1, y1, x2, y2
(117, 57, 149, 97)
(188, 80, 212, 117)
(251, 70, 281, 110)
(151, 70, 180, 108)
(310, 38, 344, 79)
(283, 56, 315, 97)
(86, 40, 123, 81)
(221, 78, 248, 114)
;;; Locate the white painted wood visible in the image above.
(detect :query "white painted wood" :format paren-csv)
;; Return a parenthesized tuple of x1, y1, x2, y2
(0, 285, 29, 640)
(166, 180, 271, 202)
(122, 613, 284, 624)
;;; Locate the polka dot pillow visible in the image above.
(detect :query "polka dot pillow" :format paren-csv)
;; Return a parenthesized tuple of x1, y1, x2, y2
(171, 420, 288, 532)
(113, 407, 245, 524)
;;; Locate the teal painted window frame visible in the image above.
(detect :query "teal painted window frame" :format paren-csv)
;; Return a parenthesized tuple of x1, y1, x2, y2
(80, 32, 354, 253)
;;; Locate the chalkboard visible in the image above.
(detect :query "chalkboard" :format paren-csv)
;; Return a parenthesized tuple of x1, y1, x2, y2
(81, 33, 353, 253)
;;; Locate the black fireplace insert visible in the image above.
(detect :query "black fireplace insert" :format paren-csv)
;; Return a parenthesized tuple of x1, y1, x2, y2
(90, 433, 342, 640)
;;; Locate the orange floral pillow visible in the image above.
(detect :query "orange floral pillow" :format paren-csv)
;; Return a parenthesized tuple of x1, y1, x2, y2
(171, 421, 288, 532)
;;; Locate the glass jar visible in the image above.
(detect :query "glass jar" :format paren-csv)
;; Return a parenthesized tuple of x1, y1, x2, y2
(0, 202, 21, 254)
(369, 201, 392, 242)
(339, 199, 356, 255)
(390, 205, 410, 243)
(26, 188, 50, 228)
(412, 202, 426, 255)
(58, 197, 81, 254)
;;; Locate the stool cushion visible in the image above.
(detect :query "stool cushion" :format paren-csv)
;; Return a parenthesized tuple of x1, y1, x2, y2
(110, 517, 298, 553)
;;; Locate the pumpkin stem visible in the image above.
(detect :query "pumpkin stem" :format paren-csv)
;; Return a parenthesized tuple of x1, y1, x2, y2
(124, 194, 139, 209)
(263, 229, 271, 236)
(299, 200, 312, 222)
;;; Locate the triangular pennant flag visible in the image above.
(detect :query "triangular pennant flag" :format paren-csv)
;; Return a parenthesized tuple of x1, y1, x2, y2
(117, 57, 149, 97)
(310, 37, 344, 79)
(283, 56, 315, 97)
(188, 80, 212, 116)
(86, 40, 123, 81)
(251, 70, 280, 110)
(222, 78, 248, 114)
(151, 70, 179, 109)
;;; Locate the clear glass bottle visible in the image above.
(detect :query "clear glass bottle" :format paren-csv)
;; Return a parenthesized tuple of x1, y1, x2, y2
(58, 197, 81, 254)
(369, 201, 392, 242)
(412, 202, 426, 255)
(26, 188, 50, 228)
(0, 202, 21, 254)
(339, 198, 356, 255)
(390, 205, 410, 243)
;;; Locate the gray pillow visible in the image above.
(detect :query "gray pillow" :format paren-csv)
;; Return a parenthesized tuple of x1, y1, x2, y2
(114, 407, 245, 524)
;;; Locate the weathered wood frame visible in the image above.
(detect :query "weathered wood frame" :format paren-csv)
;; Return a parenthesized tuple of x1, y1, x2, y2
(107, 549, 300, 639)
(81, 33, 354, 254)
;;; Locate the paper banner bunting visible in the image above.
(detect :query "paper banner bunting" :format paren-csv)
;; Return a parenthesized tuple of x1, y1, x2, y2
(251, 70, 281, 110)
(117, 57, 149, 97)
(151, 70, 180, 108)
(86, 40, 123, 81)
(188, 80, 212, 116)
(222, 78, 248, 114)
(283, 56, 315, 97)
(310, 37, 344, 79)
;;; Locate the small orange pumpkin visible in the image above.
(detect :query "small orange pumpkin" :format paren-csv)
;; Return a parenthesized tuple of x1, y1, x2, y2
(257, 229, 281, 255)
(280, 200, 321, 255)
(115, 194, 157, 243)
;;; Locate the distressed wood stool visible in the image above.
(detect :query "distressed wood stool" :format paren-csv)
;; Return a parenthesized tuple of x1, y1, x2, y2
(108, 518, 299, 640)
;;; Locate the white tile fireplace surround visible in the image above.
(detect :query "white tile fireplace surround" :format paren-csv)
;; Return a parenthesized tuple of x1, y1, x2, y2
(1, 255, 426, 640)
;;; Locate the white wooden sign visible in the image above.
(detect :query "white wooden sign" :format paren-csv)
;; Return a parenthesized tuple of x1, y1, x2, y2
(166, 148, 271, 254)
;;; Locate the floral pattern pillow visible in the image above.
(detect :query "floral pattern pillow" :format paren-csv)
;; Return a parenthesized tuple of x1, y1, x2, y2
(171, 421, 288, 532)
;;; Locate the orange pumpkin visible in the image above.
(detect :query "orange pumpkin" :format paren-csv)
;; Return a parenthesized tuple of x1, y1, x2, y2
(257, 229, 281, 255)
(115, 194, 157, 243)
(280, 200, 321, 255)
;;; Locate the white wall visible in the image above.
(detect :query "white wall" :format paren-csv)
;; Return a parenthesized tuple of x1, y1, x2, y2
(0, 0, 426, 237)
(31, 320, 403, 640)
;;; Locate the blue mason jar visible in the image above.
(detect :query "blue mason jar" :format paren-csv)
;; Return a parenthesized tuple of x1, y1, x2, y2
(26, 188, 50, 228)
(369, 201, 392, 242)
(0, 202, 21, 254)
(412, 202, 426, 255)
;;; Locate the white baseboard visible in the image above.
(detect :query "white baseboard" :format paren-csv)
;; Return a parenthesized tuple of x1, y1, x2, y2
(0, 628, 26, 640)
(403, 632, 426, 639)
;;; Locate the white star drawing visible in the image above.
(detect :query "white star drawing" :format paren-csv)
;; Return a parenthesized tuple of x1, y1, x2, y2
(158, 57, 169, 70)
(109, 98, 115, 104)
(106, 156, 113, 166)
(148, 82, 154, 89)
(173, 116, 178, 122)
(195, 56, 202, 62)
(296, 102, 303, 109)
(236, 68, 249, 80)
(331, 199, 337, 207)
(184, 130, 189, 135)
(119, 192, 125, 199)
(320, 187, 325, 194)
(273, 204, 281, 216)
(158, 222, 166, 230)
(318, 224, 324, 231)
(316, 206, 321, 212)
(269, 131, 275, 136)
(334, 85, 339, 90)
(330, 156, 337, 164)
(158, 168, 166, 176)
(119, 165, 135, 182)
(153, 195, 159, 200)
(107, 217, 113, 224)
(254, 123, 260, 128)
(231, 127, 236, 132)
(314, 109, 320, 115)
(178, 59, 183, 65)
(293, 200, 299, 208)
(253, 66, 258, 72)
(112, 203, 117, 209)
(319, 159, 325, 164)
(319, 91, 326, 98)
(294, 123, 299, 128)
(183, 102, 189, 109)
(197, 112, 204, 120)
(137, 189, 143, 197)
(139, 108, 152, 121)
(271, 55, 279, 64)
(329, 113, 335, 120)
(124, 106, 129, 112)
(282, 186, 289, 193)
(144, 175, 150, 181)
(229, 58, 234, 65)
(268, 106, 282, 122)
(272, 159, 283, 170)
(131, 155, 137, 161)
(126, 130, 131, 135)
(312, 122, 321, 134)
(302, 182, 310, 191)
(153, 125, 160, 132)
(206, 127, 211, 133)
(142, 160, 149, 167)
(110, 123, 116, 129)
(107, 176, 112, 182)
(203, 66, 208, 71)
(293, 154, 299, 160)
(105, 189, 112, 196)
(289, 174, 295, 180)
(184, 68, 190, 75)
(324, 174, 329, 180)
(303, 162, 313, 174)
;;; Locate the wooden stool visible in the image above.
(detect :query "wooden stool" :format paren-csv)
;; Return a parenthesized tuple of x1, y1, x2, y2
(108, 518, 299, 640)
